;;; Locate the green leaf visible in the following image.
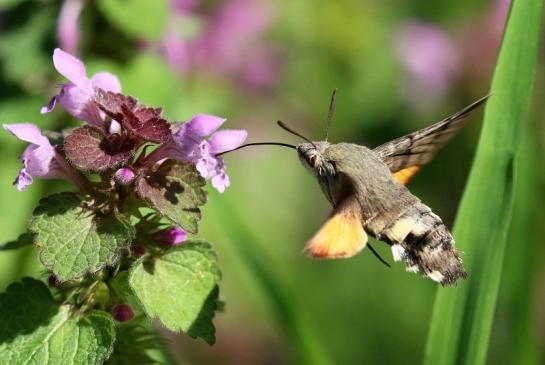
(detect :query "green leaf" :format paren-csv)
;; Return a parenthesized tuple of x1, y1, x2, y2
(129, 241, 220, 344)
(137, 161, 207, 234)
(110, 271, 145, 315)
(424, 1, 543, 365)
(0, 278, 115, 365)
(97, 0, 168, 40)
(0, 232, 34, 251)
(29, 192, 134, 281)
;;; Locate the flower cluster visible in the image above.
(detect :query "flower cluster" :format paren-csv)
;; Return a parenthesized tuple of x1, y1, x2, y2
(4, 48, 248, 243)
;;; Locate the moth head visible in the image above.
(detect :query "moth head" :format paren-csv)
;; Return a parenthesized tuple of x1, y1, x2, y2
(297, 141, 330, 171)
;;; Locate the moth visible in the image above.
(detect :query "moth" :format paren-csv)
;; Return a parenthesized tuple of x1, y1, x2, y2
(223, 92, 487, 285)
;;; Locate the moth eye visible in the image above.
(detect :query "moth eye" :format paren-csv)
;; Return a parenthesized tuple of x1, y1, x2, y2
(309, 155, 317, 166)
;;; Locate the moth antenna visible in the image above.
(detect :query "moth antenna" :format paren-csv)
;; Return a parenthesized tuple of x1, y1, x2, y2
(216, 142, 296, 156)
(277, 120, 318, 148)
(367, 243, 391, 268)
(325, 88, 338, 141)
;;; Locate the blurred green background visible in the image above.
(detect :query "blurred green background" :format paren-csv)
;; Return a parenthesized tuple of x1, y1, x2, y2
(0, 0, 543, 364)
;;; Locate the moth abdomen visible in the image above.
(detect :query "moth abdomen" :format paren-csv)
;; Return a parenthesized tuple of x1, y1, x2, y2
(379, 206, 467, 285)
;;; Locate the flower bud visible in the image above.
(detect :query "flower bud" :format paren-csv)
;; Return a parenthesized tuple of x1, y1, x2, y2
(114, 167, 135, 185)
(156, 227, 187, 246)
(47, 274, 59, 287)
(112, 303, 134, 322)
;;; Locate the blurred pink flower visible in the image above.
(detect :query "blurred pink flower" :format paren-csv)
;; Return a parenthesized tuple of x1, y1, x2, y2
(57, 0, 84, 55)
(456, 0, 511, 91)
(395, 22, 459, 110)
(162, 0, 281, 89)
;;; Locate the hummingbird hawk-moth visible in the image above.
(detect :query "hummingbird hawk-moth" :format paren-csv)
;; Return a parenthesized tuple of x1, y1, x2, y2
(224, 92, 487, 285)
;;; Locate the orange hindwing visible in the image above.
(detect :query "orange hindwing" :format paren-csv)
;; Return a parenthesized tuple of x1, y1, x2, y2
(305, 200, 367, 259)
(393, 165, 420, 185)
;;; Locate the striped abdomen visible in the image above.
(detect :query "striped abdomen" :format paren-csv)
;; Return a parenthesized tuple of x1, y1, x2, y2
(373, 203, 467, 285)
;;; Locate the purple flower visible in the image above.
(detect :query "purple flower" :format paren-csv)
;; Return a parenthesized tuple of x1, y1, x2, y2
(41, 48, 121, 129)
(114, 167, 135, 185)
(3, 123, 67, 191)
(143, 114, 247, 193)
(112, 303, 135, 322)
(57, 0, 84, 55)
(395, 22, 459, 110)
(156, 227, 187, 245)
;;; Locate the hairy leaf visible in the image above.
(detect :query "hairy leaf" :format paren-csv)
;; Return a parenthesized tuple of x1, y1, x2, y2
(137, 161, 206, 234)
(129, 241, 220, 344)
(0, 278, 115, 365)
(64, 125, 136, 172)
(29, 192, 134, 281)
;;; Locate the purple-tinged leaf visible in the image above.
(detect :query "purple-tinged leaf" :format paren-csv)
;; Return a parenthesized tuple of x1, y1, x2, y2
(136, 117, 171, 143)
(95, 89, 171, 143)
(64, 125, 136, 172)
(137, 160, 206, 234)
(95, 88, 136, 117)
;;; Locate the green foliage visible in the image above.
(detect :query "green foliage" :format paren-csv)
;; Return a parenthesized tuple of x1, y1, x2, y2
(97, 0, 168, 40)
(106, 320, 162, 365)
(110, 271, 145, 315)
(424, 1, 543, 365)
(29, 192, 134, 281)
(129, 241, 220, 344)
(137, 161, 207, 234)
(0, 278, 115, 365)
(0, 5, 53, 87)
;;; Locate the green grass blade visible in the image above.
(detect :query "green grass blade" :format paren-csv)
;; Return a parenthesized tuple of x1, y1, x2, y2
(423, 1, 543, 365)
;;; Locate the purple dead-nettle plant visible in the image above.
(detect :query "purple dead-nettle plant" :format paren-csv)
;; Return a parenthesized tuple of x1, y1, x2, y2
(0, 48, 245, 363)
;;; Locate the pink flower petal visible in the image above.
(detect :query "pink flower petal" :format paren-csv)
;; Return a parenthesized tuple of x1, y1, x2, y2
(3, 123, 49, 145)
(156, 227, 187, 245)
(14, 168, 33, 191)
(186, 114, 226, 137)
(211, 173, 230, 193)
(23, 144, 56, 177)
(209, 129, 247, 154)
(53, 48, 89, 87)
(40, 95, 59, 114)
(91, 72, 122, 93)
(58, 83, 103, 128)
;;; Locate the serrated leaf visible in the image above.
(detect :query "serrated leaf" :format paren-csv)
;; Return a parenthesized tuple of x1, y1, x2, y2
(137, 161, 206, 234)
(97, 0, 168, 40)
(29, 192, 134, 281)
(0, 232, 34, 251)
(64, 125, 136, 172)
(129, 241, 220, 344)
(0, 278, 115, 365)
